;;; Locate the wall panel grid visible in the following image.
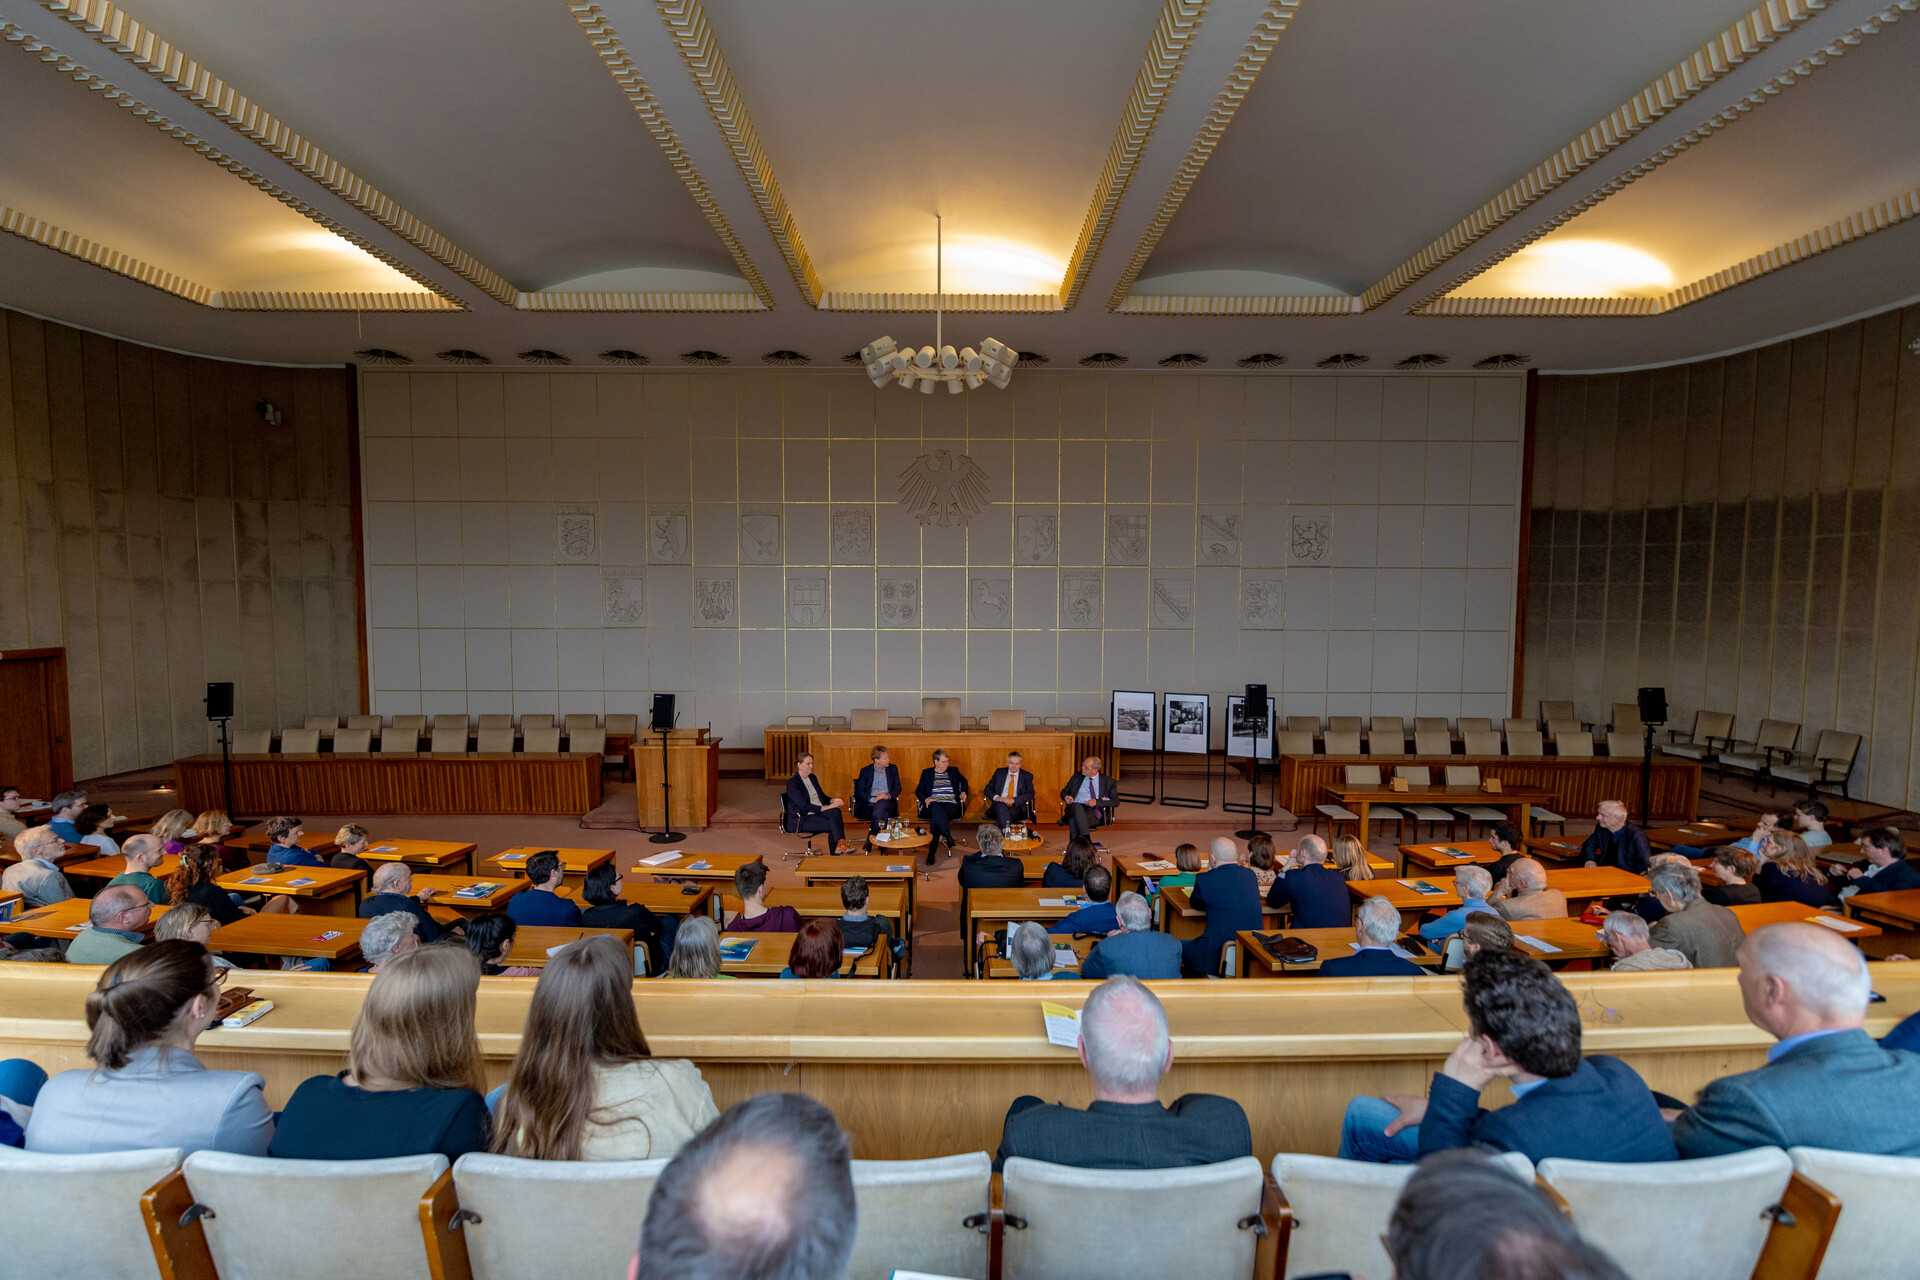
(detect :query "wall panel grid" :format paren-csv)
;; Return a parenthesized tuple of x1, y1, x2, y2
(359, 369, 1526, 747)
(1525, 302, 1920, 809)
(1, 310, 360, 780)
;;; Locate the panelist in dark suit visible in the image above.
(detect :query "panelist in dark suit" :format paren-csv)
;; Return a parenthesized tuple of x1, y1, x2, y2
(1181, 838, 1262, 977)
(1580, 800, 1651, 874)
(985, 751, 1037, 829)
(1672, 922, 1920, 1159)
(783, 752, 847, 855)
(1319, 896, 1427, 978)
(1338, 947, 1675, 1164)
(913, 749, 969, 863)
(995, 976, 1251, 1170)
(957, 823, 1026, 889)
(1265, 835, 1352, 928)
(1059, 757, 1118, 843)
(851, 746, 902, 845)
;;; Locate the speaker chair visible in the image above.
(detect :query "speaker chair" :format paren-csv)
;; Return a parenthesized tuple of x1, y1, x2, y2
(777, 792, 819, 863)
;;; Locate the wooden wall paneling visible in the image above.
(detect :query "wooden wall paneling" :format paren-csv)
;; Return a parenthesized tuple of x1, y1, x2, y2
(174, 753, 601, 815)
(1819, 321, 1864, 492)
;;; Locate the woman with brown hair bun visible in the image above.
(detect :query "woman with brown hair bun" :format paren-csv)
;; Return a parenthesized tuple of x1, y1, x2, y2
(492, 934, 717, 1161)
(269, 944, 491, 1160)
(24, 940, 273, 1155)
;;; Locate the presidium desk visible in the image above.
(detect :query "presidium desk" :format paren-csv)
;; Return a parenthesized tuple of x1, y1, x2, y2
(5, 964, 1916, 1160)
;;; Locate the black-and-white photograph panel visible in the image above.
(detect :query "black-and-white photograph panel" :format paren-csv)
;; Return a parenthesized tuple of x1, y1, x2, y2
(1111, 690, 1155, 751)
(1225, 695, 1276, 760)
(1163, 693, 1210, 756)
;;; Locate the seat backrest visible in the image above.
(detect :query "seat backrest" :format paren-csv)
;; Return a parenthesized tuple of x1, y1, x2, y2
(476, 714, 513, 731)
(1286, 716, 1321, 736)
(1002, 1156, 1263, 1280)
(1327, 716, 1363, 733)
(1537, 1148, 1790, 1280)
(1414, 716, 1449, 734)
(783, 714, 815, 727)
(278, 727, 319, 753)
(331, 727, 372, 753)
(1369, 716, 1404, 740)
(1344, 765, 1382, 786)
(523, 726, 562, 753)
(1390, 764, 1430, 784)
(1075, 716, 1105, 728)
(451, 1152, 667, 1280)
(429, 725, 469, 753)
(1364, 732, 1403, 756)
(570, 727, 607, 755)
(1545, 718, 1582, 740)
(303, 714, 338, 732)
(922, 697, 962, 732)
(988, 709, 1026, 732)
(0, 1144, 183, 1280)
(476, 728, 515, 753)
(390, 714, 427, 733)
(817, 715, 850, 729)
(1814, 729, 1862, 765)
(1276, 731, 1315, 756)
(1273, 1151, 1533, 1280)
(1540, 699, 1574, 723)
(232, 728, 272, 754)
(1790, 1146, 1920, 1280)
(1506, 730, 1544, 756)
(847, 1152, 991, 1280)
(346, 714, 383, 733)
(849, 707, 889, 733)
(1444, 765, 1480, 786)
(1322, 731, 1361, 755)
(1756, 718, 1801, 751)
(1695, 710, 1735, 740)
(184, 1150, 448, 1280)
(1611, 701, 1643, 731)
(890, 715, 920, 729)
(1042, 715, 1074, 727)
(1503, 717, 1534, 736)
(434, 714, 469, 732)
(563, 713, 599, 733)
(1463, 731, 1504, 755)
(605, 713, 639, 736)
(1555, 731, 1594, 757)
(1413, 731, 1452, 755)
(520, 713, 556, 732)
(1457, 716, 1492, 735)
(380, 726, 418, 753)
(1607, 731, 1643, 758)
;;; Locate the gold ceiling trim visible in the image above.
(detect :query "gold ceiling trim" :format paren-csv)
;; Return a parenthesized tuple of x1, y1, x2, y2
(1102, 0, 1301, 314)
(817, 292, 1064, 314)
(569, 2, 777, 311)
(0, 26, 462, 312)
(1058, 0, 1213, 311)
(652, 0, 818, 306)
(517, 289, 764, 313)
(1119, 293, 1358, 316)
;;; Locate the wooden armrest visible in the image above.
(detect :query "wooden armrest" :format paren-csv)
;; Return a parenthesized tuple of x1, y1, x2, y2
(1752, 1169, 1839, 1280)
(420, 1167, 475, 1280)
(988, 1171, 1007, 1280)
(1259, 1168, 1289, 1280)
(141, 1167, 216, 1280)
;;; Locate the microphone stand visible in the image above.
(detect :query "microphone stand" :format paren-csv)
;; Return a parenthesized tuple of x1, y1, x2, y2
(650, 715, 685, 843)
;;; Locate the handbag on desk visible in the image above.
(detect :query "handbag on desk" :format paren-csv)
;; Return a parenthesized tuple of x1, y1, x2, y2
(1256, 933, 1319, 964)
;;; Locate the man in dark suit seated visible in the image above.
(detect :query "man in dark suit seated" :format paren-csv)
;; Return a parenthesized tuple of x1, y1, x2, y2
(1080, 892, 1182, 980)
(505, 850, 582, 927)
(1055, 864, 1118, 936)
(985, 751, 1036, 830)
(1059, 757, 1118, 843)
(357, 861, 445, 943)
(958, 823, 1025, 889)
(1670, 921, 1920, 1158)
(1338, 947, 1676, 1163)
(1580, 799, 1651, 874)
(1265, 834, 1350, 928)
(1841, 826, 1920, 896)
(995, 976, 1251, 1170)
(850, 746, 901, 846)
(1319, 895, 1427, 977)
(1181, 837, 1262, 977)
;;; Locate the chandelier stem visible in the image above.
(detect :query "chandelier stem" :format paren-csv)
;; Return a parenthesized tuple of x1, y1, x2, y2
(935, 213, 943, 352)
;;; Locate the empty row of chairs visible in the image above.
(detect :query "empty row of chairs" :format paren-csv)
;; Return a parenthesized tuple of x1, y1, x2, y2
(1313, 762, 1564, 840)
(236, 724, 614, 756)
(1280, 719, 1647, 760)
(1663, 712, 1863, 798)
(5, 1140, 1889, 1280)
(289, 713, 638, 734)
(779, 714, 1109, 730)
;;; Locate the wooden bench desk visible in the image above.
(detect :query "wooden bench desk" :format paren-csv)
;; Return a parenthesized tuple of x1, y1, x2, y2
(720, 884, 908, 936)
(1235, 928, 1443, 977)
(1401, 841, 1505, 871)
(483, 847, 614, 891)
(1506, 917, 1616, 964)
(1352, 867, 1647, 924)
(410, 876, 528, 921)
(174, 751, 604, 817)
(0, 842, 97, 867)
(1157, 885, 1288, 942)
(1322, 784, 1557, 872)
(1726, 902, 1880, 939)
(554, 882, 716, 922)
(63, 854, 183, 885)
(3, 898, 171, 941)
(231, 831, 342, 860)
(1848, 889, 1920, 932)
(360, 839, 478, 876)
(1525, 836, 1590, 863)
(209, 913, 364, 962)
(986, 933, 1093, 979)
(798, 855, 920, 934)
(964, 887, 1110, 977)
(216, 867, 365, 917)
(505, 926, 634, 969)
(1645, 822, 1748, 849)
(633, 851, 761, 887)
(717, 931, 885, 978)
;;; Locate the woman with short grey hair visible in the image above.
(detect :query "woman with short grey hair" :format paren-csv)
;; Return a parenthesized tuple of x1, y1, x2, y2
(1009, 920, 1056, 980)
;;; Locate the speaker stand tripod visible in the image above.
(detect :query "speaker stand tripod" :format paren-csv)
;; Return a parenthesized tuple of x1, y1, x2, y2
(650, 726, 684, 843)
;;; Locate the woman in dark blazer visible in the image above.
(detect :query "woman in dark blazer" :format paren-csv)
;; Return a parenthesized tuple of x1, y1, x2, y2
(785, 752, 848, 854)
(914, 749, 969, 863)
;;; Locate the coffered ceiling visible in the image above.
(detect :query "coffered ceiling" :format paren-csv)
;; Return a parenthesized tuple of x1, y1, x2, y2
(2, 0, 1916, 371)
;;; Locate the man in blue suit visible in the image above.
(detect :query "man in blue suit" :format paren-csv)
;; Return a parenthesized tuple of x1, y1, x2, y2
(1181, 837, 1262, 976)
(1337, 947, 1676, 1163)
(851, 746, 902, 844)
(1319, 895, 1427, 977)
(1055, 865, 1119, 936)
(1671, 922, 1920, 1158)
(1266, 834, 1351, 928)
(1081, 892, 1181, 980)
(506, 850, 582, 927)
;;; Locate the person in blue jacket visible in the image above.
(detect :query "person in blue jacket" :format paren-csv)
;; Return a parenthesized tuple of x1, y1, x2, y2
(505, 850, 582, 927)
(1265, 835, 1352, 928)
(1181, 838, 1262, 977)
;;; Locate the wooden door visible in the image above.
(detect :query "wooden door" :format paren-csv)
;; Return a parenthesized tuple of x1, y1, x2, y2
(0, 648, 72, 796)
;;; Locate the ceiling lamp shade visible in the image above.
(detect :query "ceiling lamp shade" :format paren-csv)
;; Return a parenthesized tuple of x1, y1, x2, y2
(862, 216, 1016, 394)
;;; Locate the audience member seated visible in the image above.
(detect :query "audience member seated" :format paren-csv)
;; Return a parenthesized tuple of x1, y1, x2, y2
(1385, 1149, 1632, 1280)
(168, 842, 264, 926)
(1731, 809, 1785, 855)
(3, 825, 74, 907)
(1245, 832, 1279, 891)
(1580, 799, 1651, 874)
(359, 911, 421, 972)
(1322, 896, 1426, 977)
(1339, 948, 1675, 1164)
(1485, 821, 1528, 886)
(465, 913, 539, 977)
(1418, 865, 1497, 940)
(958, 822, 1026, 889)
(1602, 910, 1691, 971)
(851, 745, 901, 847)
(260, 814, 325, 868)
(358, 862, 446, 942)
(727, 859, 800, 933)
(0, 1056, 45, 1148)
(152, 903, 235, 968)
(1155, 842, 1202, 889)
(150, 808, 195, 857)
(25, 940, 273, 1155)
(193, 809, 246, 871)
(330, 822, 374, 871)
(1648, 862, 1744, 968)
(1754, 829, 1838, 909)
(1841, 826, 1920, 895)
(270, 944, 490, 1160)
(1008, 920, 1059, 980)
(506, 850, 584, 927)
(995, 976, 1252, 1170)
(1329, 832, 1376, 882)
(1042, 835, 1095, 888)
(71, 803, 121, 859)
(779, 919, 844, 979)
(833, 875, 894, 954)
(580, 863, 664, 973)
(1081, 891, 1182, 980)
(67, 886, 152, 965)
(1704, 847, 1763, 906)
(663, 916, 732, 979)
(1266, 834, 1351, 927)
(106, 833, 169, 905)
(784, 752, 848, 855)
(1883, 1008, 1920, 1055)
(1670, 921, 1920, 1158)
(1059, 755, 1118, 843)
(1792, 798, 1833, 848)
(1182, 837, 1261, 977)
(43, 789, 87, 842)
(1056, 864, 1119, 935)
(0, 784, 26, 843)
(1629, 852, 1694, 924)
(913, 748, 969, 861)
(630, 1092, 855, 1280)
(1490, 857, 1569, 922)
(494, 934, 718, 1160)
(1457, 913, 1515, 960)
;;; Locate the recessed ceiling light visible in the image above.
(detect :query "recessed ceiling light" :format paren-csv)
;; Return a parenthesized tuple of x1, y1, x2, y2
(1078, 353, 1128, 367)
(1317, 353, 1369, 369)
(599, 350, 651, 366)
(681, 350, 731, 366)
(1395, 354, 1448, 369)
(436, 349, 490, 365)
(1237, 353, 1286, 369)
(1158, 353, 1208, 367)
(517, 349, 571, 365)
(762, 350, 811, 366)
(1474, 354, 1531, 369)
(352, 348, 411, 365)
(1497, 239, 1674, 298)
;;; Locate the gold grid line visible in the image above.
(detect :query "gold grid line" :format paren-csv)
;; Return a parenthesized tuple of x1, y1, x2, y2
(817, 292, 1064, 314)
(1, 205, 210, 305)
(516, 288, 765, 313)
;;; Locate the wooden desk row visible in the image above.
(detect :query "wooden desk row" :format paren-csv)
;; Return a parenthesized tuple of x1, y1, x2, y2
(1279, 752, 1702, 827)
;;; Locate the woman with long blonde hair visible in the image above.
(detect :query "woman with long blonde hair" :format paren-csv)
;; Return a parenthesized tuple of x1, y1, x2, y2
(269, 944, 490, 1159)
(149, 809, 196, 854)
(492, 935, 717, 1161)
(192, 809, 245, 871)
(1756, 830, 1838, 909)
(1330, 833, 1375, 881)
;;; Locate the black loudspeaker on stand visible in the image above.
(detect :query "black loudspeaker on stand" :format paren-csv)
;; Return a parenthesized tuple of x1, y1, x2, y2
(1637, 686, 1667, 826)
(648, 694, 683, 843)
(205, 682, 236, 820)
(1228, 683, 1274, 840)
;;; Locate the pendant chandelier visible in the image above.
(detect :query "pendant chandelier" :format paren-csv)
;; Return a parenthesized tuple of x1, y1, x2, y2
(859, 215, 1019, 395)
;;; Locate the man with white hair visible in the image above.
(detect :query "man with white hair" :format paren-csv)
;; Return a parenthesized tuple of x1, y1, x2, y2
(1671, 922, 1920, 1157)
(1081, 891, 1182, 979)
(2, 826, 74, 907)
(1601, 910, 1690, 971)
(1182, 837, 1263, 976)
(1265, 835, 1350, 928)
(1580, 799, 1650, 874)
(1489, 857, 1567, 922)
(1646, 861, 1743, 968)
(355, 861, 444, 943)
(1416, 864, 1497, 941)
(357, 911, 420, 971)
(994, 975, 1251, 1170)
(1322, 895, 1426, 976)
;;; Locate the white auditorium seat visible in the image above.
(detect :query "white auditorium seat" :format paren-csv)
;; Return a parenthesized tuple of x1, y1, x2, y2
(447, 1152, 667, 1280)
(846, 1152, 991, 1280)
(1272, 1151, 1534, 1280)
(0, 1144, 183, 1280)
(1535, 1148, 1791, 1280)
(1000, 1156, 1269, 1280)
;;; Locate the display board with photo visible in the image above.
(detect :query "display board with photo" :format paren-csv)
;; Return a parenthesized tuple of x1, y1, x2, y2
(1111, 691, 1155, 752)
(1225, 695, 1277, 760)
(1163, 693, 1210, 756)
